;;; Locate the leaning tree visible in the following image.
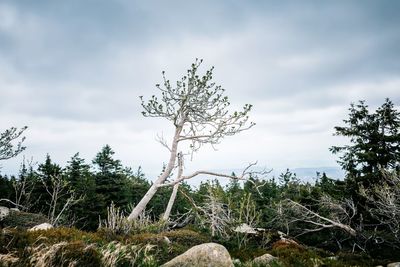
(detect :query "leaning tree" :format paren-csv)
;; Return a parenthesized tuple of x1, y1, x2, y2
(128, 59, 256, 221)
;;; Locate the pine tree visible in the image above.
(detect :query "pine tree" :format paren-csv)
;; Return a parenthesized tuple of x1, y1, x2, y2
(331, 99, 400, 191)
(92, 145, 131, 221)
(33, 154, 63, 214)
(65, 153, 97, 229)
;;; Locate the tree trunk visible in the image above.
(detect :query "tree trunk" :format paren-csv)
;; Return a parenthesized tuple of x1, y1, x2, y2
(162, 183, 179, 221)
(127, 126, 182, 221)
(162, 153, 183, 222)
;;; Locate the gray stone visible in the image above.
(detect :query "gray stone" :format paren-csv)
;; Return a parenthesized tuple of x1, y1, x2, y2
(387, 263, 400, 267)
(234, 223, 257, 234)
(163, 236, 171, 245)
(0, 206, 10, 220)
(28, 223, 53, 231)
(253, 253, 278, 266)
(161, 243, 233, 267)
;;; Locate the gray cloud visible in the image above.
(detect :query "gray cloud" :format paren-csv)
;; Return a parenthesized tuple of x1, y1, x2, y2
(1, 0, 399, 177)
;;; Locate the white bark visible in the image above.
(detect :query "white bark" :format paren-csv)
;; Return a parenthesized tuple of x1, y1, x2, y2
(162, 152, 184, 221)
(279, 198, 357, 237)
(128, 126, 182, 221)
(162, 183, 179, 221)
(128, 60, 255, 221)
(41, 175, 81, 225)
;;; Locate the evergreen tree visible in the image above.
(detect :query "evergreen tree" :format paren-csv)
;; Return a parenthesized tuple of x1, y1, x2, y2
(0, 174, 13, 204)
(11, 159, 39, 211)
(92, 145, 131, 221)
(226, 174, 243, 201)
(331, 99, 400, 191)
(33, 154, 63, 214)
(65, 153, 97, 229)
(126, 166, 150, 207)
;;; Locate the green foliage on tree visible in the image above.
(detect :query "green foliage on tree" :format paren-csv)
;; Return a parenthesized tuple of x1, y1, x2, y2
(92, 145, 133, 224)
(65, 153, 97, 229)
(0, 174, 13, 201)
(32, 154, 63, 214)
(330, 99, 400, 191)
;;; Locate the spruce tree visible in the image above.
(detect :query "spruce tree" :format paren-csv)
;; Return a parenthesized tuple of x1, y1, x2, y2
(65, 153, 97, 229)
(33, 154, 63, 214)
(92, 145, 131, 221)
(331, 99, 400, 191)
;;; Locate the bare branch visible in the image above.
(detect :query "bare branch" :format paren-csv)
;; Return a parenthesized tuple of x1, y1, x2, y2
(280, 198, 357, 237)
(0, 126, 28, 161)
(128, 60, 255, 221)
(0, 199, 26, 209)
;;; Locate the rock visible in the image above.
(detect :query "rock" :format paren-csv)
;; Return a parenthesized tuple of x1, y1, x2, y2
(253, 253, 278, 266)
(233, 223, 269, 235)
(388, 263, 400, 267)
(10, 208, 20, 212)
(234, 223, 257, 234)
(272, 238, 302, 250)
(161, 243, 233, 267)
(28, 222, 53, 231)
(327, 256, 338, 260)
(232, 259, 241, 265)
(277, 231, 286, 239)
(163, 236, 171, 245)
(0, 206, 10, 220)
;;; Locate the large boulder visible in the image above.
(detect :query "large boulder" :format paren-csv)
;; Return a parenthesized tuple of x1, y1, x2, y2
(161, 243, 233, 267)
(253, 253, 278, 266)
(388, 263, 400, 267)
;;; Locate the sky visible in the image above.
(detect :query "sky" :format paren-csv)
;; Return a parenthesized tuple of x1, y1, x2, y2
(1, 0, 400, 181)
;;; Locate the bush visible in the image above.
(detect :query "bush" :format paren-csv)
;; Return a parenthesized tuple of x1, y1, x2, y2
(268, 241, 379, 267)
(1, 211, 48, 229)
(0, 227, 103, 254)
(29, 241, 102, 267)
(0, 226, 212, 266)
(101, 241, 157, 267)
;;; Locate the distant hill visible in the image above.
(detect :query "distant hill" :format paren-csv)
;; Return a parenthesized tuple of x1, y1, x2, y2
(290, 167, 345, 183)
(144, 166, 346, 188)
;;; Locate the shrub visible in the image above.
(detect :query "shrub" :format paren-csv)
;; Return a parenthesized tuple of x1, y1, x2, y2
(29, 241, 102, 267)
(0, 227, 104, 255)
(101, 241, 157, 267)
(1, 211, 48, 229)
(0, 253, 19, 267)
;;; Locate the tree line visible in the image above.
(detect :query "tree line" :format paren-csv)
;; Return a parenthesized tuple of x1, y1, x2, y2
(1, 60, 399, 258)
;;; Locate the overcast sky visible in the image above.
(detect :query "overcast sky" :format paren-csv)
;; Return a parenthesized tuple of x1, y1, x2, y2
(1, 1, 400, 180)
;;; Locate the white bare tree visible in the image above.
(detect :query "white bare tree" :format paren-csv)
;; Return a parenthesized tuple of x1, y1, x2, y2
(360, 169, 400, 243)
(41, 175, 82, 225)
(161, 153, 184, 221)
(275, 196, 357, 237)
(128, 59, 255, 221)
